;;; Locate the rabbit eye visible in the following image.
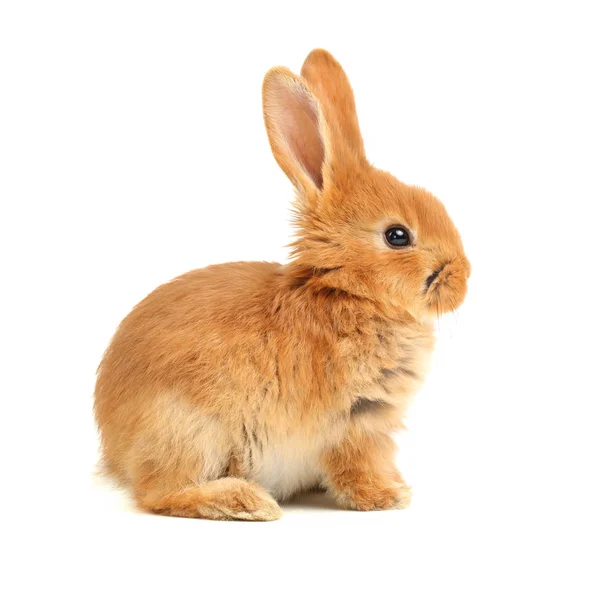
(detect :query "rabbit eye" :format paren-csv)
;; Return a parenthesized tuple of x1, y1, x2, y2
(384, 226, 411, 248)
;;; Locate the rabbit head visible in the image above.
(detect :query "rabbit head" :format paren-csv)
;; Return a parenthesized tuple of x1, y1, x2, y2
(263, 49, 470, 319)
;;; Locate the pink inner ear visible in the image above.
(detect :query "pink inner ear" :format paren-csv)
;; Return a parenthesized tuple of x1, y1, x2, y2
(278, 85, 324, 190)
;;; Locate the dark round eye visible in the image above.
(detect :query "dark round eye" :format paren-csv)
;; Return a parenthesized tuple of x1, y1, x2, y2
(385, 226, 411, 248)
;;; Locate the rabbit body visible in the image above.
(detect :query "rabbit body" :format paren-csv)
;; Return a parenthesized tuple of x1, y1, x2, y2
(96, 263, 432, 508)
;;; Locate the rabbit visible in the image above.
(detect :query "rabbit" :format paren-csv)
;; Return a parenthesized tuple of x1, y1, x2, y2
(94, 49, 470, 521)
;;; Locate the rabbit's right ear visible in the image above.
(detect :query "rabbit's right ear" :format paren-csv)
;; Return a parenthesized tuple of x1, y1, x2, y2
(262, 67, 329, 199)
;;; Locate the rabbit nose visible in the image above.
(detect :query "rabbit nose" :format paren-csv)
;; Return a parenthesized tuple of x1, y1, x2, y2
(425, 263, 447, 289)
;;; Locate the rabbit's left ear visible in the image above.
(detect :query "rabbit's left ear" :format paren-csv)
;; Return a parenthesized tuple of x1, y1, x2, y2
(263, 67, 329, 198)
(301, 49, 366, 162)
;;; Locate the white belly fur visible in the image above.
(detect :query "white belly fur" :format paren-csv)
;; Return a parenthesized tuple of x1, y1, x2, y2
(250, 435, 326, 501)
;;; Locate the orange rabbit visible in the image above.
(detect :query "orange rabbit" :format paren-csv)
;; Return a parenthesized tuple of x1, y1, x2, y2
(94, 49, 470, 520)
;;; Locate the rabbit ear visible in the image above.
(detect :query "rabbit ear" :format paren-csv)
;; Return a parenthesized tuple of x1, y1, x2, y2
(263, 67, 328, 196)
(301, 49, 366, 161)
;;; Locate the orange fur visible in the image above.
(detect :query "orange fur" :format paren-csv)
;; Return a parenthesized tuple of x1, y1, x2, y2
(94, 49, 470, 521)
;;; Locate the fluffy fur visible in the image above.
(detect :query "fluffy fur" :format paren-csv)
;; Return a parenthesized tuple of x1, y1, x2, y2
(94, 49, 470, 521)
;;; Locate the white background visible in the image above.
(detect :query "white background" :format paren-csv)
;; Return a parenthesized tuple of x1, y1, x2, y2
(1, 1, 599, 598)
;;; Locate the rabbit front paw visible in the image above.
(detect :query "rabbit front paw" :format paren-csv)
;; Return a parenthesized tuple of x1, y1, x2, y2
(335, 480, 412, 511)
